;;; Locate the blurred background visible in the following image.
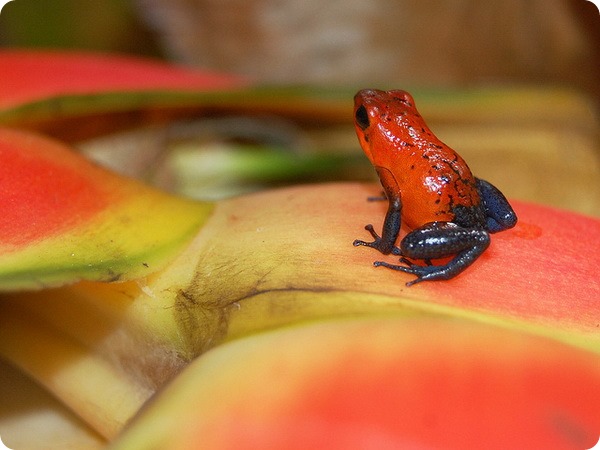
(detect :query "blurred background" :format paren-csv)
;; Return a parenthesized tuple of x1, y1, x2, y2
(0, 0, 599, 215)
(1, 0, 599, 94)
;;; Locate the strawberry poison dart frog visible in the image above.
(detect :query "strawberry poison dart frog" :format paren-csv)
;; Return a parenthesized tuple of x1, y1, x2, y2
(353, 89, 517, 286)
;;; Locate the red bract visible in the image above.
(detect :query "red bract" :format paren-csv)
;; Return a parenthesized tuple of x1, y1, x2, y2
(0, 50, 244, 111)
(111, 317, 600, 450)
(0, 129, 110, 248)
(421, 200, 600, 337)
(0, 127, 213, 289)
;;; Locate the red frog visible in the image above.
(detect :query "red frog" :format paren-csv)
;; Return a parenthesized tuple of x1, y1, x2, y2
(353, 89, 517, 286)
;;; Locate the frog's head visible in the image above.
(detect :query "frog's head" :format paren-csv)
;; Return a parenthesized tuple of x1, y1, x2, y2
(353, 89, 418, 166)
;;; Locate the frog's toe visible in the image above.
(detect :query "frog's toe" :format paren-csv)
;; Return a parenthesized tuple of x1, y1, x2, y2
(398, 256, 415, 266)
(373, 260, 439, 286)
(353, 225, 380, 247)
(374, 260, 406, 271)
(363, 224, 380, 239)
(391, 247, 403, 256)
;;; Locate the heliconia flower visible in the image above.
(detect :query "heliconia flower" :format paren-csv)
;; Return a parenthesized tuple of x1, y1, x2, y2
(0, 125, 599, 447)
(0, 50, 599, 449)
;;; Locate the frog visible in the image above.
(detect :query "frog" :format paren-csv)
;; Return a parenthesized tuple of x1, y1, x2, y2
(353, 89, 517, 286)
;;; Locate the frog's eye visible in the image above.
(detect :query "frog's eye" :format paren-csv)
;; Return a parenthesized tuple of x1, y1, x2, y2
(355, 105, 370, 130)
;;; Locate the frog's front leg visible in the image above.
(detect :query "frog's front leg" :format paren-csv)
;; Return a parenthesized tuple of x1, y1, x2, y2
(353, 194, 401, 255)
(353, 167, 403, 255)
(374, 222, 490, 286)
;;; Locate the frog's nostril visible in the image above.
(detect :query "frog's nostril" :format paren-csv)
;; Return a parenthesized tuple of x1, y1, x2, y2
(355, 105, 370, 130)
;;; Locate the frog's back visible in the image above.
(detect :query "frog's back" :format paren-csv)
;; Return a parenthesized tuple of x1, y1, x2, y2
(396, 137, 481, 228)
(353, 89, 482, 229)
(380, 110, 481, 229)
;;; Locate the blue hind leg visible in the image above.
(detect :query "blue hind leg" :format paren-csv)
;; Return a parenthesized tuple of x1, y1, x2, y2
(475, 178, 517, 233)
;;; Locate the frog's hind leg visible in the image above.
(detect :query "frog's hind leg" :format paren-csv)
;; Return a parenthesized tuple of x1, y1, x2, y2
(476, 178, 517, 233)
(374, 222, 490, 286)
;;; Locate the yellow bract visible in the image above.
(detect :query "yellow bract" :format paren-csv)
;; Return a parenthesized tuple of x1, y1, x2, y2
(0, 128, 213, 290)
(0, 193, 213, 290)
